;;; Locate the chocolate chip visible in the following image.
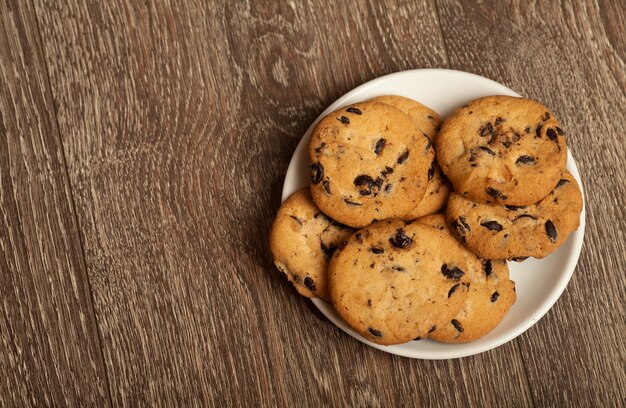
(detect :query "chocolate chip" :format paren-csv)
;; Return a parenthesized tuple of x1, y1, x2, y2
(556, 127, 564, 136)
(423, 134, 432, 151)
(389, 228, 413, 249)
(505, 205, 525, 211)
(512, 256, 528, 262)
(309, 162, 324, 184)
(486, 187, 507, 200)
(374, 138, 386, 155)
(355, 233, 363, 243)
(502, 140, 512, 148)
(495, 117, 505, 126)
(514, 214, 537, 221)
(354, 175, 375, 196)
(367, 299, 372, 307)
(451, 319, 464, 332)
(546, 128, 557, 141)
(481, 220, 503, 231)
(482, 260, 493, 277)
(512, 131, 521, 142)
(337, 116, 350, 124)
(525, 126, 531, 133)
(322, 180, 331, 194)
(441, 264, 465, 280)
(397, 150, 410, 164)
(384, 184, 393, 193)
(556, 179, 570, 188)
(542, 112, 551, 121)
(346, 107, 362, 114)
(373, 177, 383, 192)
(491, 291, 500, 302)
(344, 198, 362, 206)
(392, 265, 406, 272)
(380, 166, 394, 179)
(516, 155, 536, 165)
(545, 220, 557, 242)
(314, 142, 327, 154)
(320, 243, 337, 258)
(479, 146, 496, 155)
(429, 325, 437, 333)
(289, 215, 302, 225)
(370, 247, 384, 254)
(368, 328, 383, 337)
(452, 216, 471, 235)
(448, 284, 460, 298)
(428, 164, 435, 180)
(535, 124, 542, 138)
(479, 122, 495, 138)
(304, 277, 316, 291)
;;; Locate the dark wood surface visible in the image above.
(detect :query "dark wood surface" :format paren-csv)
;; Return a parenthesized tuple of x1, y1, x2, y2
(1, 0, 624, 406)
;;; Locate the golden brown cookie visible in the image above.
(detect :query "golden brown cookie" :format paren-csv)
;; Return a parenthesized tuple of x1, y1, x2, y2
(446, 170, 583, 260)
(270, 188, 354, 300)
(367, 95, 449, 219)
(308, 102, 432, 228)
(328, 219, 471, 345)
(436, 96, 568, 205)
(418, 214, 516, 343)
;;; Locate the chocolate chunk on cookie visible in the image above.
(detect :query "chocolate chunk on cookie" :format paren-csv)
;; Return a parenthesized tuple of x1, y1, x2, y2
(418, 215, 516, 343)
(270, 188, 354, 300)
(328, 219, 470, 345)
(436, 96, 567, 205)
(309, 101, 431, 228)
(446, 170, 583, 259)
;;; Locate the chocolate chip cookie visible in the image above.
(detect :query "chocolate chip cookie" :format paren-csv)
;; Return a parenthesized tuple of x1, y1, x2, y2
(436, 96, 568, 205)
(328, 219, 471, 345)
(418, 215, 516, 343)
(309, 102, 432, 228)
(270, 188, 354, 300)
(367, 95, 448, 219)
(446, 170, 583, 260)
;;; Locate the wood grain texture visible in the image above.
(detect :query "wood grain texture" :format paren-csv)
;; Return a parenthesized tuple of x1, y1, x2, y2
(436, 0, 626, 406)
(31, 0, 533, 405)
(0, 0, 110, 405)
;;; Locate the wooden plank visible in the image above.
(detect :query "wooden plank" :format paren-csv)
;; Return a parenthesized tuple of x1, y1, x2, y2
(436, 0, 626, 405)
(0, 1, 110, 405)
(33, 0, 536, 405)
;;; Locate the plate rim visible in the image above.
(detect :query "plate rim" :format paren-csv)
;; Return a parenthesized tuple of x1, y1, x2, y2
(281, 68, 586, 360)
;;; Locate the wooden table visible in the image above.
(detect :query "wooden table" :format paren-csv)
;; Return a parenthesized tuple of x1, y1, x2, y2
(1, 1, 624, 406)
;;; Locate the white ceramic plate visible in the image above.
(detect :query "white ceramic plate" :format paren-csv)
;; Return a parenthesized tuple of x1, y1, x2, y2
(281, 69, 585, 359)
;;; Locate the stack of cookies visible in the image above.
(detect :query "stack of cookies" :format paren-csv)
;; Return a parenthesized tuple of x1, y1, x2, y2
(270, 95, 582, 345)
